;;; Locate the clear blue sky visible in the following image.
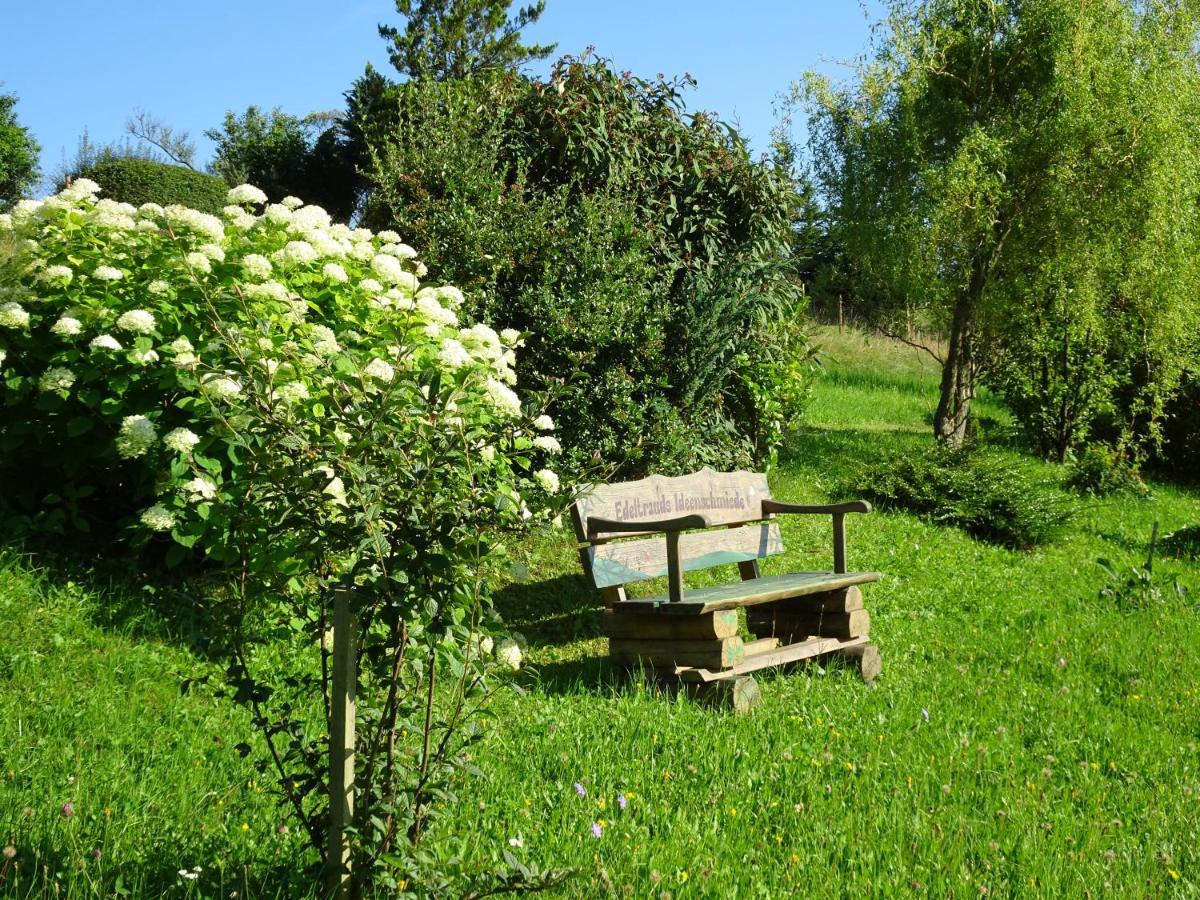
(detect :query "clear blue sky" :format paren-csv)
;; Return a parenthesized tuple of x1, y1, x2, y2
(5, 1, 883, 193)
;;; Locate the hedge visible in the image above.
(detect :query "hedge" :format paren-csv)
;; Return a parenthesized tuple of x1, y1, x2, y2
(77, 159, 229, 215)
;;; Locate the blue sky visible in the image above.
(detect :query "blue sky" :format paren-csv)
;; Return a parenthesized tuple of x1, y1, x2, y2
(5, 1, 883, 192)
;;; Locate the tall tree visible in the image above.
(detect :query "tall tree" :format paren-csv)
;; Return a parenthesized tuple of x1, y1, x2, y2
(0, 89, 40, 211)
(802, 0, 1200, 449)
(379, 0, 556, 80)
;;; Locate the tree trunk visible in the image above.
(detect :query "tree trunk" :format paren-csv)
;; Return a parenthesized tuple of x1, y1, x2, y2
(934, 294, 975, 446)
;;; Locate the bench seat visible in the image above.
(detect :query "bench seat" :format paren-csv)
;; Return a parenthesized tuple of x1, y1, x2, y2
(614, 570, 881, 615)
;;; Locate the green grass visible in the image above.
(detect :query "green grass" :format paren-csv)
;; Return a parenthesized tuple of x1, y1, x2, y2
(3, 329, 1199, 896)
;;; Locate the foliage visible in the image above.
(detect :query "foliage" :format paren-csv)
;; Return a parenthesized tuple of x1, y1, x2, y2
(0, 89, 40, 212)
(1157, 370, 1200, 481)
(363, 59, 807, 475)
(0, 181, 566, 892)
(1098, 525, 1190, 611)
(853, 445, 1068, 549)
(75, 159, 229, 215)
(1065, 443, 1148, 498)
(1160, 524, 1200, 561)
(205, 107, 359, 223)
(379, 0, 556, 80)
(801, 0, 1200, 452)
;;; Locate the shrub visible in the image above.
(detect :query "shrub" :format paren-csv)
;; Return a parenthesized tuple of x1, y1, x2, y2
(1156, 371, 1200, 482)
(0, 180, 567, 890)
(854, 446, 1069, 548)
(361, 59, 807, 476)
(1161, 525, 1200, 561)
(77, 158, 229, 215)
(1065, 443, 1148, 498)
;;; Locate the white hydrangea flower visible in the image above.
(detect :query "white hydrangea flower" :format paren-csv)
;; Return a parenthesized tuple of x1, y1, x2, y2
(116, 415, 157, 458)
(222, 205, 257, 229)
(140, 504, 176, 532)
(201, 374, 242, 400)
(415, 295, 458, 327)
(479, 445, 496, 462)
(478, 635, 495, 656)
(63, 177, 101, 198)
(38, 265, 73, 285)
(305, 328, 337, 359)
(39, 367, 76, 392)
(148, 279, 171, 295)
(534, 469, 560, 494)
(264, 203, 292, 224)
(533, 435, 562, 454)
(377, 230, 401, 243)
(276, 381, 309, 405)
(350, 241, 375, 262)
(117, 309, 156, 333)
(128, 348, 159, 365)
(90, 334, 123, 352)
(495, 638, 523, 671)
(281, 195, 304, 210)
(139, 202, 165, 218)
(185, 251, 212, 274)
(165, 205, 225, 242)
(363, 357, 394, 382)
(394, 243, 418, 259)
(241, 254, 273, 281)
(437, 338, 473, 370)
(500, 328, 523, 347)
(0, 302, 30, 328)
(415, 261, 428, 278)
(322, 262, 349, 283)
(184, 477, 217, 501)
(93, 265, 125, 281)
(199, 243, 225, 262)
(289, 205, 331, 230)
(533, 415, 555, 432)
(370, 253, 406, 285)
(227, 184, 268, 206)
(163, 427, 200, 453)
(484, 377, 522, 418)
(244, 281, 290, 304)
(272, 240, 318, 267)
(358, 278, 383, 294)
(50, 316, 83, 337)
(0, 349, 6, 367)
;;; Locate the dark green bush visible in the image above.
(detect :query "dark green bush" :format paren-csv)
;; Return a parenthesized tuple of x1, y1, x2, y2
(360, 58, 809, 475)
(1065, 443, 1148, 497)
(1161, 525, 1200, 561)
(1156, 371, 1200, 482)
(78, 159, 228, 214)
(854, 446, 1070, 548)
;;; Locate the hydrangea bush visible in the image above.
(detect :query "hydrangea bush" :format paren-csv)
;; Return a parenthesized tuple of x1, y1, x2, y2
(0, 180, 565, 891)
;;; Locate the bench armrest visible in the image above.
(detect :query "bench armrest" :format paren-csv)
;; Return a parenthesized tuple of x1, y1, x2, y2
(761, 499, 872, 573)
(586, 514, 711, 604)
(761, 499, 872, 516)
(585, 513, 712, 539)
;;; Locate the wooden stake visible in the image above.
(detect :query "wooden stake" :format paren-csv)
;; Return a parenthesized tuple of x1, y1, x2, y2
(328, 588, 357, 898)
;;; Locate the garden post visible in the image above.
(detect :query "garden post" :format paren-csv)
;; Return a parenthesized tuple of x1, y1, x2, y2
(328, 588, 357, 898)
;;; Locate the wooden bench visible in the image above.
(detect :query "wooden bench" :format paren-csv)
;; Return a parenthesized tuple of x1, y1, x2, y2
(570, 468, 882, 711)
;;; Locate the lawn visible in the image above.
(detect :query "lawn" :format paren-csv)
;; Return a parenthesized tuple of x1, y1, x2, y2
(2, 327, 1198, 897)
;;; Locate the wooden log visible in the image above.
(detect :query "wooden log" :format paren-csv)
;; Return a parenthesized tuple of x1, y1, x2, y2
(838, 642, 882, 683)
(742, 637, 781, 657)
(678, 635, 870, 682)
(601, 609, 739, 641)
(770, 585, 864, 614)
(684, 675, 761, 713)
(610, 636, 745, 670)
(748, 608, 870, 641)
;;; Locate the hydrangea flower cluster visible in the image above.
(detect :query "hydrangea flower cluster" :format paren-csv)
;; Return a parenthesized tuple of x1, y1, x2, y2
(0, 180, 560, 546)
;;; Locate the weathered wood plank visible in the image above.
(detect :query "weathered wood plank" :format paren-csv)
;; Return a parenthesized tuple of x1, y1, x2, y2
(677, 635, 870, 682)
(769, 585, 864, 614)
(749, 609, 871, 640)
(683, 675, 762, 713)
(600, 609, 740, 640)
(839, 642, 882, 683)
(614, 571, 881, 615)
(610, 636, 745, 670)
(571, 467, 773, 541)
(586, 522, 784, 589)
(743, 637, 781, 656)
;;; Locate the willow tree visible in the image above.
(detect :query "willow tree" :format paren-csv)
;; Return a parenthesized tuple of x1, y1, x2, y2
(802, 0, 1200, 449)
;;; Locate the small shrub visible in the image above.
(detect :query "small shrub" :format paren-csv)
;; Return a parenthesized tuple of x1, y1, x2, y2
(855, 446, 1070, 548)
(1161, 525, 1200, 561)
(1065, 443, 1148, 497)
(78, 158, 229, 215)
(1098, 524, 1190, 610)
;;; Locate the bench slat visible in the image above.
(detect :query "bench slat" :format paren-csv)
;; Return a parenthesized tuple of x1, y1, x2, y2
(571, 467, 773, 541)
(586, 522, 784, 589)
(615, 570, 881, 615)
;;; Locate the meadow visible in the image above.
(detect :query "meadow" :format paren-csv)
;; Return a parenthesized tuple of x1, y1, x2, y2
(2, 327, 1197, 897)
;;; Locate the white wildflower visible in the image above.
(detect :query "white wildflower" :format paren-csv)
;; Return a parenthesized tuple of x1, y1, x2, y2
(50, 316, 83, 337)
(227, 184, 268, 206)
(117, 309, 156, 333)
(534, 468, 560, 494)
(322, 262, 349, 283)
(0, 302, 30, 328)
(184, 477, 217, 502)
(363, 357, 394, 382)
(163, 428, 200, 454)
(140, 504, 176, 532)
(90, 334, 123, 352)
(116, 415, 157, 458)
(39, 367, 76, 392)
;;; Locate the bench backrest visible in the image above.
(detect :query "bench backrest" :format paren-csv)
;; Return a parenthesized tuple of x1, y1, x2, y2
(570, 468, 784, 590)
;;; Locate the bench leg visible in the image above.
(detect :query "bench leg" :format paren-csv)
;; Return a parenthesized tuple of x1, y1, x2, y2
(684, 675, 762, 714)
(838, 642, 882, 683)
